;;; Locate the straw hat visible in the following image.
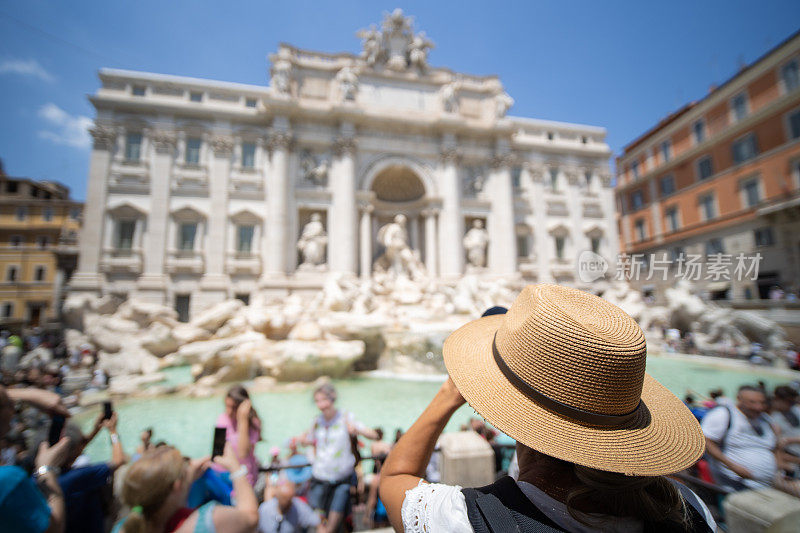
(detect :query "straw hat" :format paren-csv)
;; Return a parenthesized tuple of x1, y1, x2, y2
(443, 284, 704, 476)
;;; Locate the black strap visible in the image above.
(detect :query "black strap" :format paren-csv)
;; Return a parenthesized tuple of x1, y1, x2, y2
(475, 493, 521, 533)
(492, 334, 641, 426)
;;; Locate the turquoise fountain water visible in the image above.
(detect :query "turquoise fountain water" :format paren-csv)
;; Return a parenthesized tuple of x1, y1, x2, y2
(77, 354, 799, 464)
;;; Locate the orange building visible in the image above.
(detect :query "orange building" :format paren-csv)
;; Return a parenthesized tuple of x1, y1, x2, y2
(615, 30, 800, 301)
(0, 173, 82, 328)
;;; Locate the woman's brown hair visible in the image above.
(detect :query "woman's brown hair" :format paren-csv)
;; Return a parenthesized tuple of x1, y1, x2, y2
(119, 447, 186, 533)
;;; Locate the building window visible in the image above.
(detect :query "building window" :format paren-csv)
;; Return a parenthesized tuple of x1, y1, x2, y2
(10, 236, 22, 247)
(547, 132, 554, 141)
(516, 234, 529, 257)
(731, 92, 749, 121)
(549, 167, 559, 191)
(584, 170, 592, 188)
(699, 193, 716, 221)
(237, 225, 254, 253)
(69, 208, 80, 220)
(754, 227, 775, 247)
(659, 174, 675, 197)
(15, 206, 27, 221)
(631, 161, 640, 180)
(1, 303, 12, 318)
(190, 91, 203, 102)
(125, 133, 142, 162)
(635, 219, 646, 242)
(788, 109, 800, 140)
(245, 98, 257, 108)
(705, 238, 725, 256)
(697, 155, 714, 180)
(5, 181, 18, 193)
(630, 190, 644, 211)
(31, 187, 39, 198)
(692, 119, 706, 144)
(511, 166, 522, 189)
(115, 220, 136, 250)
(34, 266, 46, 282)
(37, 236, 49, 249)
(175, 295, 191, 323)
(178, 223, 197, 251)
(132, 85, 146, 96)
(666, 206, 679, 232)
(235, 293, 250, 305)
(590, 237, 601, 254)
(732, 133, 758, 164)
(781, 59, 799, 92)
(670, 246, 685, 263)
(554, 236, 565, 259)
(581, 136, 588, 144)
(185, 137, 202, 165)
(6, 266, 18, 282)
(742, 177, 761, 208)
(241, 142, 256, 169)
(43, 207, 53, 221)
(660, 140, 672, 162)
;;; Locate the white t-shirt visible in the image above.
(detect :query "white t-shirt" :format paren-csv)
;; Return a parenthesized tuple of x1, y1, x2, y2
(701, 404, 776, 488)
(309, 410, 365, 482)
(401, 479, 716, 533)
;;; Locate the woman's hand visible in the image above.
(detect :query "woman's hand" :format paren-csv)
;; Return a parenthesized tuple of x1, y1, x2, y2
(439, 377, 466, 409)
(236, 399, 252, 422)
(188, 456, 211, 482)
(102, 411, 118, 433)
(213, 442, 242, 472)
(35, 437, 71, 469)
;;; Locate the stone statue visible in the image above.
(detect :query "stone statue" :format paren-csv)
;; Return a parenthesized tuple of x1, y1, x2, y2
(463, 166, 486, 196)
(374, 214, 426, 279)
(297, 213, 327, 268)
(463, 220, 489, 268)
(271, 57, 292, 95)
(495, 91, 514, 118)
(357, 24, 383, 66)
(300, 153, 329, 187)
(441, 81, 459, 113)
(408, 31, 434, 72)
(336, 64, 359, 101)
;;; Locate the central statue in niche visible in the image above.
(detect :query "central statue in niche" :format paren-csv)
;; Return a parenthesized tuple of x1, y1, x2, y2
(373, 214, 426, 280)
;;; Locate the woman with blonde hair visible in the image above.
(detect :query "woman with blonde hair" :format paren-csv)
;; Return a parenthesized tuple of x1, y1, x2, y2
(113, 443, 258, 533)
(380, 284, 717, 532)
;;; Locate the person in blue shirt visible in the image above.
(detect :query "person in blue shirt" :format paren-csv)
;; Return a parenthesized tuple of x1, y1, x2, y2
(55, 412, 127, 533)
(257, 480, 321, 533)
(0, 384, 72, 533)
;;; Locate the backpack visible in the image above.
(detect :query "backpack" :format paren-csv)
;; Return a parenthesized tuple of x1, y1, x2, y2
(462, 476, 713, 533)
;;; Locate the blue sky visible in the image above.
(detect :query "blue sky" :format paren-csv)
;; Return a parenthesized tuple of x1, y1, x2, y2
(1, 1, 798, 201)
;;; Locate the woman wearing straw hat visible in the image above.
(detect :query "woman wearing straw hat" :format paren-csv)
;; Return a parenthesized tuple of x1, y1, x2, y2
(380, 284, 716, 532)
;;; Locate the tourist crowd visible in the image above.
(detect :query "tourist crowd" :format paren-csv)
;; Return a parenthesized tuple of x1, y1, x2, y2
(3, 290, 800, 533)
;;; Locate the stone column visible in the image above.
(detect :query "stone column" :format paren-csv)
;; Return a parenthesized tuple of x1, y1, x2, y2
(264, 127, 291, 276)
(136, 129, 176, 304)
(359, 204, 373, 279)
(70, 125, 116, 293)
(599, 172, 620, 260)
(487, 148, 517, 275)
(423, 208, 439, 277)
(438, 137, 464, 278)
(528, 163, 551, 282)
(409, 215, 420, 252)
(329, 127, 357, 274)
(198, 135, 233, 306)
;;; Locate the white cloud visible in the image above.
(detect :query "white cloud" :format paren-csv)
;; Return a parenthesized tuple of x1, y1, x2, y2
(37, 103, 93, 149)
(0, 58, 55, 82)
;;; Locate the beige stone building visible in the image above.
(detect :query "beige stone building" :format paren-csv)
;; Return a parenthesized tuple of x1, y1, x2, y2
(71, 10, 615, 319)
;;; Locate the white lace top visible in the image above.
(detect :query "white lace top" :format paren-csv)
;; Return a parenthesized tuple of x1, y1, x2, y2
(400, 480, 716, 533)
